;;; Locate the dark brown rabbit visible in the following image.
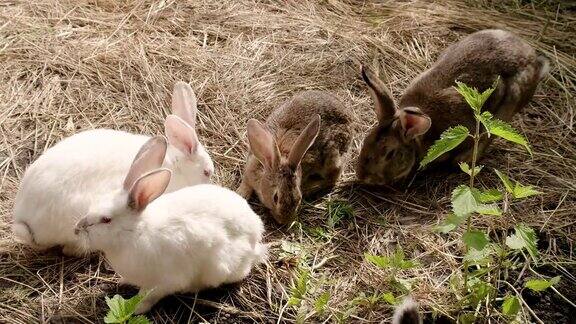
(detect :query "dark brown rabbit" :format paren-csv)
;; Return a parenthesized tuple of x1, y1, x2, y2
(238, 91, 353, 224)
(357, 29, 549, 185)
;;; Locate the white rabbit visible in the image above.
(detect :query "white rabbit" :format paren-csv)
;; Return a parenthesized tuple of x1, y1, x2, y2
(12, 82, 214, 256)
(74, 136, 266, 314)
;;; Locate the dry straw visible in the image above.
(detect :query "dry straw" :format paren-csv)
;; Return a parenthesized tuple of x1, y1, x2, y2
(0, 0, 573, 323)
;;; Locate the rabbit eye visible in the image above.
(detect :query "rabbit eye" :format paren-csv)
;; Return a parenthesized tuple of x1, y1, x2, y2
(100, 217, 112, 224)
(273, 192, 279, 204)
(384, 151, 393, 160)
(203, 169, 212, 177)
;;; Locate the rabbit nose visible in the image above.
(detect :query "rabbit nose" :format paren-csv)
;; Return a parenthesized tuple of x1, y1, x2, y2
(74, 218, 89, 235)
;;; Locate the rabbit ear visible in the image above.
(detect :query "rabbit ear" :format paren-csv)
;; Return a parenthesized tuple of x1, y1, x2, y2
(247, 119, 280, 171)
(164, 114, 199, 155)
(361, 65, 396, 122)
(171, 81, 197, 127)
(398, 107, 431, 139)
(123, 136, 168, 191)
(288, 114, 320, 169)
(128, 168, 172, 211)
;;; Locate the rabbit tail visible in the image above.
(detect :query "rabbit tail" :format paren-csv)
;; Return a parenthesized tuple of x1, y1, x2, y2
(392, 297, 422, 324)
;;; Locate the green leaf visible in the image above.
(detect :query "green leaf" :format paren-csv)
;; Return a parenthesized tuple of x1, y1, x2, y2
(287, 296, 302, 307)
(485, 118, 532, 154)
(463, 230, 489, 251)
(104, 294, 147, 324)
(505, 233, 525, 250)
(364, 253, 391, 269)
(519, 226, 539, 260)
(280, 240, 303, 259)
(128, 316, 152, 324)
(459, 313, 476, 324)
(464, 245, 494, 264)
(104, 295, 123, 323)
(392, 248, 418, 269)
(474, 202, 502, 216)
(494, 169, 514, 194)
(314, 292, 330, 314)
(467, 279, 493, 306)
(477, 188, 504, 203)
(459, 162, 483, 177)
(326, 199, 354, 228)
(502, 295, 521, 316)
(434, 213, 466, 233)
(525, 276, 561, 292)
(364, 248, 418, 270)
(420, 126, 469, 168)
(477, 85, 498, 111)
(123, 294, 145, 318)
(381, 292, 396, 305)
(454, 79, 498, 113)
(393, 278, 413, 293)
(454, 81, 481, 112)
(451, 185, 478, 217)
(513, 182, 541, 199)
(478, 111, 494, 135)
(288, 270, 309, 307)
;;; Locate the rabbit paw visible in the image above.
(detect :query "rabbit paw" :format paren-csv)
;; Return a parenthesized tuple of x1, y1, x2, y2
(134, 289, 167, 314)
(135, 300, 154, 315)
(61, 244, 84, 257)
(236, 181, 253, 199)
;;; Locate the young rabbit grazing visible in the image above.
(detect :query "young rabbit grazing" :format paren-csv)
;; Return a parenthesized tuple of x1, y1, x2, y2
(74, 136, 266, 314)
(12, 82, 214, 256)
(357, 29, 549, 185)
(238, 91, 353, 224)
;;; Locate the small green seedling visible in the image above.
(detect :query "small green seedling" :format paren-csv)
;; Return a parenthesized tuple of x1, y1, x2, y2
(104, 294, 151, 324)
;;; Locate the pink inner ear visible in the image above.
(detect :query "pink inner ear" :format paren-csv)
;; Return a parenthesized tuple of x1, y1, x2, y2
(404, 115, 417, 130)
(400, 111, 431, 138)
(136, 189, 151, 210)
(165, 115, 199, 155)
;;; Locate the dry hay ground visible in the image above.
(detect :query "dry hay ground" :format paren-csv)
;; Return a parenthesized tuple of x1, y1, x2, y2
(0, 0, 574, 323)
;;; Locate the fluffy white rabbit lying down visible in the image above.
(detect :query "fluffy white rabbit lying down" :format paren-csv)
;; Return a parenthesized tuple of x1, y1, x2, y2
(74, 136, 267, 314)
(12, 82, 214, 256)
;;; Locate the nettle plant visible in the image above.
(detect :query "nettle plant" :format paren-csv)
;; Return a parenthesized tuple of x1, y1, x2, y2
(420, 81, 561, 321)
(104, 294, 151, 324)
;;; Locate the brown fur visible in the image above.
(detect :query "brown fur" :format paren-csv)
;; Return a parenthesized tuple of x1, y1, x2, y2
(238, 91, 353, 224)
(357, 29, 549, 185)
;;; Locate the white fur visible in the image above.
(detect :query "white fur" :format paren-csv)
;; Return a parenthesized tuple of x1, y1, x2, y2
(13, 82, 213, 254)
(13, 130, 212, 253)
(77, 184, 266, 313)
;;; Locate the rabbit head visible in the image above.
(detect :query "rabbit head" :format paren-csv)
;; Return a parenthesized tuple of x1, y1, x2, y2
(164, 82, 214, 191)
(247, 115, 320, 224)
(356, 67, 431, 185)
(75, 136, 171, 251)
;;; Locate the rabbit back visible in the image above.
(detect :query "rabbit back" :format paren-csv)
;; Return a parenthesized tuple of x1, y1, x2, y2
(267, 91, 353, 196)
(400, 29, 547, 153)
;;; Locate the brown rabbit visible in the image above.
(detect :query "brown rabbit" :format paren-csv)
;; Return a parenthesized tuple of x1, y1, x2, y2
(238, 91, 353, 224)
(357, 29, 549, 185)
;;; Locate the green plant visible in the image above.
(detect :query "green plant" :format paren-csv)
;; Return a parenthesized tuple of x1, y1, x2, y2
(326, 199, 354, 229)
(420, 80, 559, 321)
(364, 246, 418, 296)
(104, 294, 151, 324)
(284, 260, 333, 322)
